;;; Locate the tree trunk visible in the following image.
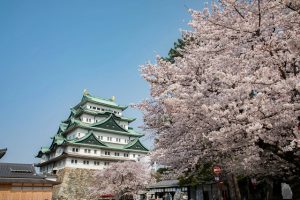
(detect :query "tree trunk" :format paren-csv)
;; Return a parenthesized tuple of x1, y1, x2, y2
(227, 173, 241, 200)
(265, 178, 273, 200)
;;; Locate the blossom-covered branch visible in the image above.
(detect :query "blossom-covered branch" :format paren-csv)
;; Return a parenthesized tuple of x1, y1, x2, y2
(139, 0, 300, 179)
(90, 161, 151, 200)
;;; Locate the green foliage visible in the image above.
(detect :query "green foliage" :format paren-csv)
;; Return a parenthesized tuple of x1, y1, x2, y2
(178, 163, 214, 186)
(153, 167, 171, 182)
(156, 167, 169, 174)
(162, 39, 186, 63)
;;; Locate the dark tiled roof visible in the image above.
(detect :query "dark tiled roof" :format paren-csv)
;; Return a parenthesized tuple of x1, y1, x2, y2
(148, 180, 180, 188)
(0, 178, 58, 184)
(0, 163, 59, 185)
(0, 163, 38, 179)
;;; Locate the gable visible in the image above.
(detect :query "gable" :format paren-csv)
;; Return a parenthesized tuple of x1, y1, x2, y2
(125, 140, 149, 151)
(75, 133, 107, 146)
(92, 116, 127, 132)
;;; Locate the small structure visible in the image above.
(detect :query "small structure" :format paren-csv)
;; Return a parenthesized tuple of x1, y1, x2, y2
(0, 163, 59, 200)
(147, 180, 188, 200)
(147, 179, 230, 200)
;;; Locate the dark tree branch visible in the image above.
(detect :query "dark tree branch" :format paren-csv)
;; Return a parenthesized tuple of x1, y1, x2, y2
(256, 137, 300, 168)
(257, 0, 262, 36)
(234, 6, 245, 19)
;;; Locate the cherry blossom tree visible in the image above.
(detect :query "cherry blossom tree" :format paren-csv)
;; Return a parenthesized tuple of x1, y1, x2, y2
(90, 161, 151, 200)
(139, 0, 300, 181)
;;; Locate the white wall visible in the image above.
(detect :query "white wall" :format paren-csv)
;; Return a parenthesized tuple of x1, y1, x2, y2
(83, 102, 123, 116)
(64, 157, 115, 170)
(65, 127, 135, 145)
(40, 151, 148, 173)
(41, 154, 49, 163)
(66, 145, 147, 161)
(93, 132, 132, 144)
(55, 147, 64, 157)
(66, 128, 88, 140)
(115, 120, 129, 130)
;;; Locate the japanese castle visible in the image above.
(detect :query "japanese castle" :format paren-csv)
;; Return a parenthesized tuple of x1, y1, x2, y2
(36, 90, 149, 174)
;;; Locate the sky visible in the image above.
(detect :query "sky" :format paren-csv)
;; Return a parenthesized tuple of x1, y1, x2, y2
(0, 0, 205, 164)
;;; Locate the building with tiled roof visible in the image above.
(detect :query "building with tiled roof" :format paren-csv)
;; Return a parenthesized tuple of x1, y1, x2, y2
(36, 90, 149, 174)
(0, 162, 59, 200)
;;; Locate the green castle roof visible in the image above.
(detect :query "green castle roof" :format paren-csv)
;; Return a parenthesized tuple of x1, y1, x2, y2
(36, 134, 148, 158)
(63, 115, 143, 137)
(124, 138, 149, 151)
(69, 106, 136, 122)
(36, 147, 51, 158)
(92, 114, 128, 132)
(36, 91, 147, 158)
(66, 132, 148, 152)
(74, 92, 128, 111)
(72, 132, 107, 147)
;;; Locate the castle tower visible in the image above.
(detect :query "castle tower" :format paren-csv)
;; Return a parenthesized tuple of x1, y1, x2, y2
(36, 91, 149, 174)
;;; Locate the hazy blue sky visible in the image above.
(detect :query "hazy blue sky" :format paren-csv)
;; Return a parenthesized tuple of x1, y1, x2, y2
(0, 0, 204, 164)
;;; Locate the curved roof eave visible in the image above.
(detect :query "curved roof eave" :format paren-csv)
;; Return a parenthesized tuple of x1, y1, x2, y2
(124, 138, 149, 151)
(73, 94, 128, 111)
(64, 142, 149, 153)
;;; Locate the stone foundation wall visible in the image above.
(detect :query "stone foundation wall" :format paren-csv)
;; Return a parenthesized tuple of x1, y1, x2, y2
(52, 168, 98, 200)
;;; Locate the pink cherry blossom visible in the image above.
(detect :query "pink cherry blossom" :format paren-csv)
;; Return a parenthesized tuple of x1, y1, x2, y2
(139, 0, 300, 178)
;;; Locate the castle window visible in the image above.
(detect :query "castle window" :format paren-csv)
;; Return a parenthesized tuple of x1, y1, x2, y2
(94, 161, 100, 165)
(72, 148, 79, 152)
(84, 149, 91, 153)
(133, 154, 135, 158)
(107, 137, 112, 141)
(93, 106, 96, 109)
(124, 153, 129, 157)
(97, 107, 100, 110)
(116, 138, 121, 142)
(115, 152, 119, 156)
(94, 150, 97, 154)
(105, 151, 110, 155)
(104, 162, 110, 166)
(83, 160, 89, 165)
(71, 159, 77, 164)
